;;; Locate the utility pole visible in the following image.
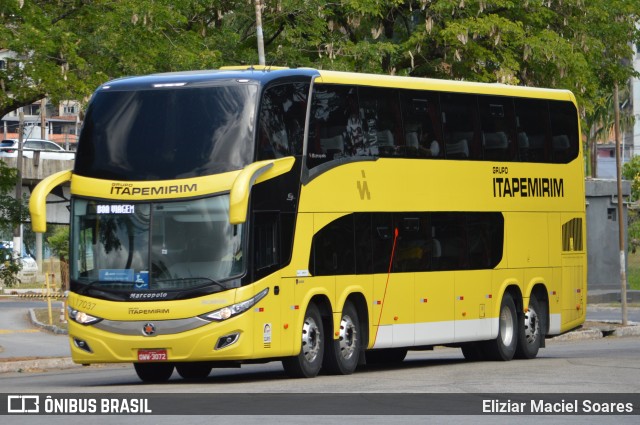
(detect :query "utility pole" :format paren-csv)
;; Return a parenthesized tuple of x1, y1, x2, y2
(614, 82, 628, 326)
(40, 98, 47, 139)
(13, 112, 24, 263)
(35, 98, 47, 272)
(255, 0, 266, 65)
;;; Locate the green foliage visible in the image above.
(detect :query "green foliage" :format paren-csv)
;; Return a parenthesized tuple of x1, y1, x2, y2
(47, 225, 69, 262)
(622, 156, 640, 255)
(0, 161, 25, 235)
(0, 160, 27, 287)
(1, 0, 639, 120)
(0, 256, 21, 288)
(622, 155, 640, 202)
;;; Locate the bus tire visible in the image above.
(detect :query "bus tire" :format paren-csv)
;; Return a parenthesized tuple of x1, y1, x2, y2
(323, 301, 361, 375)
(515, 294, 544, 359)
(484, 292, 517, 361)
(461, 342, 486, 361)
(176, 362, 212, 380)
(365, 348, 408, 364)
(133, 362, 174, 382)
(282, 302, 324, 378)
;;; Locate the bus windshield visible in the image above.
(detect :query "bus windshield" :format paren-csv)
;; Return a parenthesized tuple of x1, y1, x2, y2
(74, 82, 258, 181)
(70, 195, 244, 299)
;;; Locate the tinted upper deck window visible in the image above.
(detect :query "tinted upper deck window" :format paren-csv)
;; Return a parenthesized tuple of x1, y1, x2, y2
(75, 84, 258, 180)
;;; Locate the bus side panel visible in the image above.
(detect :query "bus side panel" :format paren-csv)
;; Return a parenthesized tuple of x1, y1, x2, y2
(505, 212, 549, 269)
(414, 271, 454, 346)
(372, 273, 415, 348)
(561, 254, 586, 331)
(251, 277, 296, 358)
(453, 270, 493, 343)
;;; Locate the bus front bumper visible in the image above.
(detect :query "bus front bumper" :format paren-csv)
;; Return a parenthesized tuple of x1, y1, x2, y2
(67, 314, 255, 364)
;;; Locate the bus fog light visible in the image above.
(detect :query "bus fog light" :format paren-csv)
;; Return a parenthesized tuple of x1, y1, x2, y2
(73, 337, 93, 353)
(215, 333, 240, 350)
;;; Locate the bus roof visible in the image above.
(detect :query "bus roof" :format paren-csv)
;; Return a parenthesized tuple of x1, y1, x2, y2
(99, 67, 318, 91)
(99, 65, 576, 103)
(315, 69, 576, 102)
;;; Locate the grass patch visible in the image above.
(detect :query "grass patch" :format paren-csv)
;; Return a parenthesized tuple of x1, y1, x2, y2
(627, 253, 640, 290)
(33, 307, 68, 332)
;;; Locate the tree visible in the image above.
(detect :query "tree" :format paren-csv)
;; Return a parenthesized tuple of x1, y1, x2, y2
(0, 160, 26, 287)
(622, 156, 640, 254)
(1, 1, 639, 146)
(0, 0, 230, 118)
(47, 225, 69, 291)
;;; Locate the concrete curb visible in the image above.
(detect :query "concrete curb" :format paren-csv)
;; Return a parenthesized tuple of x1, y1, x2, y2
(551, 323, 640, 341)
(0, 357, 77, 374)
(551, 328, 605, 341)
(28, 308, 68, 335)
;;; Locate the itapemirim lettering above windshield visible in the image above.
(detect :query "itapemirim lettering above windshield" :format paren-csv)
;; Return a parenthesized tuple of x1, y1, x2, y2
(110, 183, 198, 196)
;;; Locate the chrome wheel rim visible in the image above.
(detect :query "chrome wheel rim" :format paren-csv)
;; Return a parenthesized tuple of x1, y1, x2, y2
(301, 316, 321, 363)
(499, 304, 515, 347)
(338, 314, 357, 360)
(523, 306, 540, 345)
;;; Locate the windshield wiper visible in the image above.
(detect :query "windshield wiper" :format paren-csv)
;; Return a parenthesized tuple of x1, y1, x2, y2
(153, 277, 226, 290)
(79, 280, 135, 295)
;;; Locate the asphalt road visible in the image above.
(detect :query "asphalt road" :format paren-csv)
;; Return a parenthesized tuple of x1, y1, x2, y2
(0, 337, 639, 424)
(1, 297, 639, 424)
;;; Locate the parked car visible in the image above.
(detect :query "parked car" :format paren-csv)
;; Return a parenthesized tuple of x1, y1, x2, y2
(0, 242, 38, 284)
(0, 138, 75, 160)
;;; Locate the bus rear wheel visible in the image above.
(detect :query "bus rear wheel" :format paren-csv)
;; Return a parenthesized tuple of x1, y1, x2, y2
(515, 294, 544, 359)
(483, 292, 517, 361)
(133, 362, 174, 382)
(323, 301, 361, 375)
(461, 342, 486, 361)
(282, 303, 324, 378)
(176, 362, 212, 380)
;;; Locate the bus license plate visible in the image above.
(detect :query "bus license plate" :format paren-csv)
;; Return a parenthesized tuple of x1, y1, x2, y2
(137, 349, 168, 362)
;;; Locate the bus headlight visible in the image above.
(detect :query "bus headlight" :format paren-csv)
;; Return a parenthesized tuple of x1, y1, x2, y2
(68, 306, 103, 326)
(200, 288, 269, 322)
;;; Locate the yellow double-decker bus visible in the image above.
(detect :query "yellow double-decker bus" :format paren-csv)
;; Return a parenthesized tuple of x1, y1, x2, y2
(30, 66, 585, 382)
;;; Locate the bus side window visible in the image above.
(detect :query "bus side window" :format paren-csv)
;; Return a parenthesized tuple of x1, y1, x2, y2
(358, 87, 402, 158)
(307, 85, 352, 167)
(372, 213, 394, 273)
(441, 93, 480, 160)
(254, 212, 280, 276)
(514, 98, 550, 162)
(395, 214, 433, 272)
(258, 83, 309, 161)
(309, 214, 355, 276)
(399, 91, 443, 159)
(478, 96, 517, 162)
(431, 213, 468, 270)
(549, 101, 579, 163)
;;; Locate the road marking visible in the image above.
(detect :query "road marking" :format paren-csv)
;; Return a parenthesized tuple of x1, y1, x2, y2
(0, 329, 41, 334)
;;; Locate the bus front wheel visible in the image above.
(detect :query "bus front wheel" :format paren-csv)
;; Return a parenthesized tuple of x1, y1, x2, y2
(282, 303, 324, 378)
(323, 301, 361, 375)
(484, 292, 517, 361)
(133, 362, 174, 382)
(176, 362, 212, 380)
